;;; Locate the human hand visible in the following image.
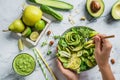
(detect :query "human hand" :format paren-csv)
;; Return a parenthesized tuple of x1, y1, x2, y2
(57, 59, 79, 80)
(94, 34, 112, 68)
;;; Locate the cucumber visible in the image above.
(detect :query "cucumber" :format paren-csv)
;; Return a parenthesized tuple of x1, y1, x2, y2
(40, 5, 63, 21)
(29, 0, 73, 10)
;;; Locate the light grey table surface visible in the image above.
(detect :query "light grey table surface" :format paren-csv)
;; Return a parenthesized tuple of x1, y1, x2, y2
(0, 0, 120, 80)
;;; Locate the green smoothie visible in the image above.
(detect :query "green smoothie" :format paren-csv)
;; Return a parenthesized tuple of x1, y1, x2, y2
(13, 53, 36, 76)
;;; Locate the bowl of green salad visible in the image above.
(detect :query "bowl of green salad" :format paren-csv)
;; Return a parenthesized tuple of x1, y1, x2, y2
(56, 26, 99, 73)
(12, 53, 36, 76)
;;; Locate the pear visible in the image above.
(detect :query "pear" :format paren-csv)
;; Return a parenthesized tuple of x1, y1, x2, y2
(9, 19, 25, 33)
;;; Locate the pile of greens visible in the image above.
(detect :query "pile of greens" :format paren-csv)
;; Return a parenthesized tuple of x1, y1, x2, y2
(56, 26, 98, 73)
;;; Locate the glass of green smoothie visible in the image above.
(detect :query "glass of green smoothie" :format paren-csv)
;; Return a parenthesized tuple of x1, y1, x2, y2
(12, 53, 36, 76)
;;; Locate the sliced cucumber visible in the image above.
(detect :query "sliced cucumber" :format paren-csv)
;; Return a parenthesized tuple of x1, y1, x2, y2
(40, 5, 63, 21)
(29, 0, 73, 10)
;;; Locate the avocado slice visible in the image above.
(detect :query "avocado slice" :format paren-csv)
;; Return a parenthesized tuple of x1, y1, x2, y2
(86, 0, 105, 18)
(111, 1, 120, 20)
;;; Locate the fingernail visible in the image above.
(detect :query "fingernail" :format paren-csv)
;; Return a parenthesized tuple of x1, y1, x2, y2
(94, 37, 100, 43)
(96, 37, 100, 41)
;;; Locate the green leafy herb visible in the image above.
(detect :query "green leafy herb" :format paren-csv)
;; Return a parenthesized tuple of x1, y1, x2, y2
(53, 35, 61, 39)
(41, 41, 47, 47)
(59, 39, 68, 47)
(47, 50, 52, 55)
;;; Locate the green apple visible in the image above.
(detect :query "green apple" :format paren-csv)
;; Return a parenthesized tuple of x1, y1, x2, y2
(9, 19, 25, 33)
(35, 20, 45, 31)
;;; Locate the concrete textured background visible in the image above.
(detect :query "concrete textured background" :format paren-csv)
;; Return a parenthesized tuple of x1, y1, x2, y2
(0, 0, 120, 80)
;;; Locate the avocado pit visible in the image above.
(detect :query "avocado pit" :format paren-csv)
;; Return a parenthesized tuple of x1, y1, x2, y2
(90, 0, 101, 13)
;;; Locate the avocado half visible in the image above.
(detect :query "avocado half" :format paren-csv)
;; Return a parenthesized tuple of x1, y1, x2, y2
(86, 0, 105, 18)
(111, 1, 120, 20)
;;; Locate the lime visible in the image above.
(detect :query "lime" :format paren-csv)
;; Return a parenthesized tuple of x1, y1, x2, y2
(35, 20, 46, 31)
(22, 5, 42, 26)
(18, 39, 24, 51)
(22, 27, 32, 37)
(30, 31, 39, 41)
(9, 19, 25, 33)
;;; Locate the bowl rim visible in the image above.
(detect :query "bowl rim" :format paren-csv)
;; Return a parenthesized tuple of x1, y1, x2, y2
(62, 26, 95, 36)
(12, 53, 36, 76)
(58, 26, 97, 73)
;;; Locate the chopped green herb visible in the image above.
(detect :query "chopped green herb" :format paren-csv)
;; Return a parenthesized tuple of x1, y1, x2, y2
(47, 50, 52, 55)
(53, 35, 61, 39)
(41, 41, 47, 47)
